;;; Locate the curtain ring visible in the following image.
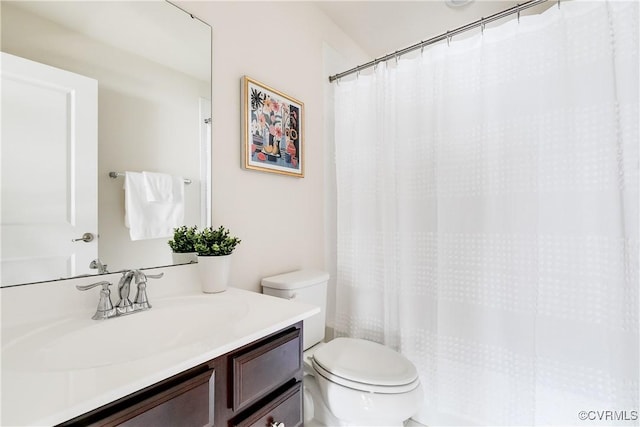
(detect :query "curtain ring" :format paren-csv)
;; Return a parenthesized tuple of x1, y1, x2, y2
(395, 52, 399, 64)
(481, 19, 485, 36)
(517, 9, 521, 23)
(446, 31, 451, 47)
(557, 0, 560, 8)
(356, 70, 360, 79)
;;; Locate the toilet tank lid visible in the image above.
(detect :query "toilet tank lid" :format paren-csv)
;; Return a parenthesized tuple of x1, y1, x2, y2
(261, 269, 330, 290)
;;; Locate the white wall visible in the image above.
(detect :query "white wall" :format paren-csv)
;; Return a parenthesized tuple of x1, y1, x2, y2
(176, 1, 367, 294)
(2, 1, 368, 320)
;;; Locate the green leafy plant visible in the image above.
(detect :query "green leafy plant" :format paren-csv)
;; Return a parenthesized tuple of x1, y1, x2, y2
(194, 226, 241, 256)
(168, 225, 198, 253)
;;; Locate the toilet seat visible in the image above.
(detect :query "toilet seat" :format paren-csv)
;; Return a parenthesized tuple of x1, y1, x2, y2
(312, 359, 421, 393)
(311, 337, 420, 394)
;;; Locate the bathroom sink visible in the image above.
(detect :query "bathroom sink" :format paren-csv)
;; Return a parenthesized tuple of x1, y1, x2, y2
(2, 295, 248, 371)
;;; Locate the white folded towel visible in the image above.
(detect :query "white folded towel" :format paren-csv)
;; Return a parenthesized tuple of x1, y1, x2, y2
(124, 171, 185, 241)
(142, 171, 183, 203)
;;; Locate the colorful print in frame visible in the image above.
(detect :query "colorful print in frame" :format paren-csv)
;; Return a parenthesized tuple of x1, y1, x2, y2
(242, 76, 304, 177)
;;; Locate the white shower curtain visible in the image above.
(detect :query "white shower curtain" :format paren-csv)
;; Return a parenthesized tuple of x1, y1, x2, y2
(333, 1, 638, 425)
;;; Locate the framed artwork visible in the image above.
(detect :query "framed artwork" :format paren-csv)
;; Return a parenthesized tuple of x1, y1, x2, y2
(242, 76, 304, 177)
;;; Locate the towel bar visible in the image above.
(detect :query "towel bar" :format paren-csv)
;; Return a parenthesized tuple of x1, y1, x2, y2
(108, 171, 192, 185)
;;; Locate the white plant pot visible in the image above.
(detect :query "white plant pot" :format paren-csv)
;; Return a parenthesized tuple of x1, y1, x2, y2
(171, 252, 198, 265)
(197, 254, 232, 293)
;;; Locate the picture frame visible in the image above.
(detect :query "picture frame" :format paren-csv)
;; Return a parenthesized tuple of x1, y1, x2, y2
(242, 76, 304, 178)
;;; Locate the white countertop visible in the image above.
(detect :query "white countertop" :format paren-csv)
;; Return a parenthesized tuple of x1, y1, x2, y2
(1, 271, 319, 427)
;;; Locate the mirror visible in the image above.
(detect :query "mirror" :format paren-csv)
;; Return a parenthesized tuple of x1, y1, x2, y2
(1, 1, 211, 286)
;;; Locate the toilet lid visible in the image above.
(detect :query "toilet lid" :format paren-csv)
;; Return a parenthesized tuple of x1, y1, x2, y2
(312, 337, 418, 387)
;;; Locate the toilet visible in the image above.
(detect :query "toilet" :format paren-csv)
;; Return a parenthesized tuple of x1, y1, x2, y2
(262, 270, 424, 427)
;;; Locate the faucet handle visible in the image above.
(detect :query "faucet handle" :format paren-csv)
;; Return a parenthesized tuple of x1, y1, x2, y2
(76, 281, 116, 320)
(76, 280, 111, 291)
(134, 271, 164, 282)
(132, 270, 163, 311)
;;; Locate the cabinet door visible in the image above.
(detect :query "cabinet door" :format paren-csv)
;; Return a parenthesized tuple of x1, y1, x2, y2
(60, 368, 215, 427)
(233, 382, 302, 427)
(232, 329, 301, 412)
(118, 369, 214, 427)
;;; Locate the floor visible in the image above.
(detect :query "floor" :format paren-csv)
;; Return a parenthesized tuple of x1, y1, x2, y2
(304, 417, 427, 427)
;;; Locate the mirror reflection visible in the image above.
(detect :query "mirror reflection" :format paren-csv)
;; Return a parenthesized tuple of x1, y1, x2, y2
(1, 1, 212, 286)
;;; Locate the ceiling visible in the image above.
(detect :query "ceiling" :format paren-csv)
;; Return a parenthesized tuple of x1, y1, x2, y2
(312, 0, 554, 58)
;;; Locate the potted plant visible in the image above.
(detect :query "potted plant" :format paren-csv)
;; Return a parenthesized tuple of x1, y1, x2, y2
(194, 225, 241, 293)
(168, 225, 199, 264)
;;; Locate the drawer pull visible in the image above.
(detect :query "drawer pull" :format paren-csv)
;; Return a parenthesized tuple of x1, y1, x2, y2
(270, 422, 284, 427)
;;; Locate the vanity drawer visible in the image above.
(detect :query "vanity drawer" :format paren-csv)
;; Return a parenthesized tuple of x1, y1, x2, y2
(60, 367, 214, 427)
(116, 369, 213, 427)
(232, 328, 301, 411)
(233, 382, 302, 427)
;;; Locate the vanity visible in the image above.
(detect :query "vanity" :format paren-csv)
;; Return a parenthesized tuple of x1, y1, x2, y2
(1, 265, 318, 426)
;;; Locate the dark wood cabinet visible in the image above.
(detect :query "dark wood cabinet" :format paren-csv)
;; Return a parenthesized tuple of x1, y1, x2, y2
(115, 369, 214, 427)
(216, 323, 303, 427)
(233, 382, 302, 427)
(58, 322, 303, 427)
(232, 328, 301, 412)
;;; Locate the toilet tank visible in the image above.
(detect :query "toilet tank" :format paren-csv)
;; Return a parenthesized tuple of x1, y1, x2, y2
(261, 269, 329, 350)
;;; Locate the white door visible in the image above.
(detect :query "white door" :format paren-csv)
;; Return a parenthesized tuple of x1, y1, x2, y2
(1, 52, 98, 286)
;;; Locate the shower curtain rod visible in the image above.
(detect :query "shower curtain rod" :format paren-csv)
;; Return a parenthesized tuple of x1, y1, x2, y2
(328, 0, 549, 83)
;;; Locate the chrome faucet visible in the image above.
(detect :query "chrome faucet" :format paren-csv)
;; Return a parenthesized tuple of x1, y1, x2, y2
(89, 258, 109, 274)
(77, 269, 164, 320)
(116, 270, 135, 315)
